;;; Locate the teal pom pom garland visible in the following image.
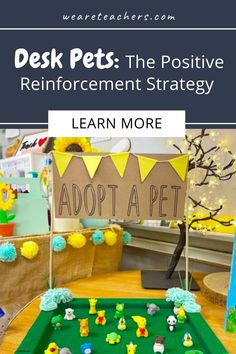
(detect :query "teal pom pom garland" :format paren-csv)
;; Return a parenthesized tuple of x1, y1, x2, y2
(0, 242, 17, 262)
(91, 230, 105, 245)
(123, 231, 132, 245)
(53, 235, 66, 252)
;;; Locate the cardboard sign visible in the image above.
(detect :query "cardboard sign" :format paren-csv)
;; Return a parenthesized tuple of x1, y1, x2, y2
(52, 152, 188, 220)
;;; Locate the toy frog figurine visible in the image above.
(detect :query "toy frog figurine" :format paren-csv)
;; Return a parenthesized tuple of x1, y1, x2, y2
(132, 316, 148, 337)
(51, 315, 63, 330)
(44, 342, 59, 354)
(95, 310, 106, 325)
(118, 317, 126, 331)
(114, 304, 125, 319)
(173, 301, 182, 315)
(126, 342, 137, 354)
(89, 298, 97, 315)
(183, 333, 193, 347)
(177, 306, 187, 324)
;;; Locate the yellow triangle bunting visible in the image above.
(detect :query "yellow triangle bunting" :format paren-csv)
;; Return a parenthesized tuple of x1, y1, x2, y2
(82, 155, 102, 179)
(169, 155, 189, 181)
(137, 155, 157, 182)
(110, 153, 130, 177)
(53, 151, 73, 177)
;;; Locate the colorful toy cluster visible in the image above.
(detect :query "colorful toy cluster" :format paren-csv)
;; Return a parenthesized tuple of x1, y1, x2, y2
(42, 297, 202, 354)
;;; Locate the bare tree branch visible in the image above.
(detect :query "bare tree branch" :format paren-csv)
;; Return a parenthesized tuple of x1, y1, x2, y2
(166, 129, 236, 279)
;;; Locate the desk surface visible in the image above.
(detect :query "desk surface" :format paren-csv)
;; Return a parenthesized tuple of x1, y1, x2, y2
(1, 271, 235, 354)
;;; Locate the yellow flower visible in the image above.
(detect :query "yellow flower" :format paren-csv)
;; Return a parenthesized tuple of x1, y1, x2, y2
(54, 137, 93, 153)
(0, 183, 15, 211)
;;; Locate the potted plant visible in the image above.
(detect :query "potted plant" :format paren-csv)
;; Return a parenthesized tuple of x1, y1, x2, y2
(0, 182, 16, 237)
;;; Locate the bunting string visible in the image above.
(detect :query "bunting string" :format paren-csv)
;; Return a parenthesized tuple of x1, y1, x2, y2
(53, 151, 189, 182)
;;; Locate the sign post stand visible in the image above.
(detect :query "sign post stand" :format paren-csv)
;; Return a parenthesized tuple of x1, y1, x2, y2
(50, 151, 190, 290)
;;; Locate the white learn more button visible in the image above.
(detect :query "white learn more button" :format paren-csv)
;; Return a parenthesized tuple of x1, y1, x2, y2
(48, 110, 185, 137)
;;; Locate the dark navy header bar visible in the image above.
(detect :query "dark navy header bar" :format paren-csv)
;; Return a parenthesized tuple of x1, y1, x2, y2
(0, 1, 236, 28)
(0, 30, 235, 128)
(0, 1, 235, 128)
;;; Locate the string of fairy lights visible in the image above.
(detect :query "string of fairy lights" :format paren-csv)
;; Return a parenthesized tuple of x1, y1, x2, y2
(168, 130, 236, 234)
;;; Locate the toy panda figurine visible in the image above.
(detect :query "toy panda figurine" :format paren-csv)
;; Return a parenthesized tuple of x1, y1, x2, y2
(166, 315, 177, 332)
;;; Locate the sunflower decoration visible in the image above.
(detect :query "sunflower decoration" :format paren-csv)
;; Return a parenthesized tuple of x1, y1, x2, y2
(54, 137, 97, 153)
(0, 183, 16, 228)
(0, 183, 15, 211)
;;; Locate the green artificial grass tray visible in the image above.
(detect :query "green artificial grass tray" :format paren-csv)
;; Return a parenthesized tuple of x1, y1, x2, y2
(15, 298, 228, 354)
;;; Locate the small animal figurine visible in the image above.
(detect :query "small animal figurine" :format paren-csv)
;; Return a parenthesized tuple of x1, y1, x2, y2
(81, 343, 93, 354)
(64, 308, 75, 321)
(95, 310, 106, 325)
(146, 303, 160, 316)
(59, 348, 72, 354)
(89, 298, 97, 315)
(44, 342, 59, 354)
(153, 336, 165, 354)
(173, 301, 182, 315)
(105, 332, 121, 344)
(79, 318, 89, 336)
(126, 342, 137, 354)
(132, 316, 148, 337)
(183, 332, 193, 347)
(177, 306, 187, 324)
(167, 315, 177, 332)
(114, 303, 125, 319)
(118, 317, 126, 331)
(51, 315, 63, 330)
